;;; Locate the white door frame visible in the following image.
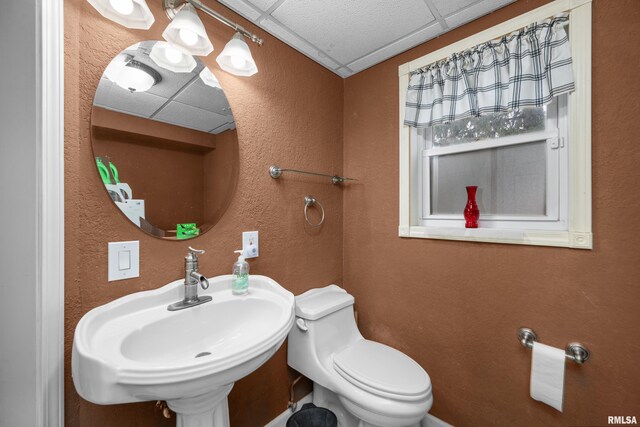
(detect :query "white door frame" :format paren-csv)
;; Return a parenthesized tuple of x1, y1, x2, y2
(37, 0, 65, 424)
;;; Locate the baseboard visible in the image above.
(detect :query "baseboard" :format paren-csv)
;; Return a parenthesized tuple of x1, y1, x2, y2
(263, 393, 453, 427)
(424, 413, 454, 427)
(264, 393, 314, 427)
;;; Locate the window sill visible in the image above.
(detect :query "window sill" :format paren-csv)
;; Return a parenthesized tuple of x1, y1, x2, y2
(398, 226, 592, 249)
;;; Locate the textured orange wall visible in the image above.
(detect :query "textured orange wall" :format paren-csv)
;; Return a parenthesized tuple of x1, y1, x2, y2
(64, 1, 343, 426)
(203, 130, 240, 228)
(66, 0, 640, 425)
(343, 0, 640, 426)
(92, 126, 207, 230)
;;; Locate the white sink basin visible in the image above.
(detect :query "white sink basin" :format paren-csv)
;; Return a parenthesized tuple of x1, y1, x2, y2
(72, 275, 294, 426)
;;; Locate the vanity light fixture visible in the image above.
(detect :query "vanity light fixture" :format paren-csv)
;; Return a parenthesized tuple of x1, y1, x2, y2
(150, 41, 197, 73)
(163, 0, 263, 76)
(199, 67, 221, 89)
(88, 0, 264, 77)
(87, 0, 155, 29)
(162, 3, 213, 56)
(113, 60, 162, 93)
(216, 32, 258, 77)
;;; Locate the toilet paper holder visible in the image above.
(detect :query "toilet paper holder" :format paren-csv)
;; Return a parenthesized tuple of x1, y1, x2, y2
(517, 327, 591, 365)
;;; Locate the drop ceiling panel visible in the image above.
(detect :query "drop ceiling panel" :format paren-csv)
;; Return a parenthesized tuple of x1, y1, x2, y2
(431, 0, 478, 18)
(244, 0, 278, 12)
(218, 0, 262, 21)
(271, 0, 434, 65)
(94, 41, 237, 134)
(154, 101, 234, 133)
(261, 18, 341, 70)
(94, 79, 168, 118)
(215, 0, 516, 77)
(444, 0, 514, 30)
(175, 79, 233, 116)
(145, 67, 202, 99)
(347, 22, 443, 74)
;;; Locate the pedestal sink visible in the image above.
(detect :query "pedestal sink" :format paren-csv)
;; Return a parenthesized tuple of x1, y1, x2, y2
(72, 275, 294, 426)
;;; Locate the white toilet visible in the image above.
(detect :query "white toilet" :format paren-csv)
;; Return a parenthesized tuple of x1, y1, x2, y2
(288, 285, 433, 427)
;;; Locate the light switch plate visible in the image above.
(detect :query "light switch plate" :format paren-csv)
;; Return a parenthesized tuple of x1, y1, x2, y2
(108, 241, 139, 281)
(242, 231, 259, 258)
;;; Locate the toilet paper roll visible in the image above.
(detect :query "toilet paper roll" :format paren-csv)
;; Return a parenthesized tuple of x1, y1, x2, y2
(530, 342, 566, 412)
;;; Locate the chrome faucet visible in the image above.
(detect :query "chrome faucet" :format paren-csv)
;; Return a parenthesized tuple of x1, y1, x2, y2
(167, 247, 212, 311)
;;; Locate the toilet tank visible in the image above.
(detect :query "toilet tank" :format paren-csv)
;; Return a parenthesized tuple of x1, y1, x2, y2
(288, 285, 362, 382)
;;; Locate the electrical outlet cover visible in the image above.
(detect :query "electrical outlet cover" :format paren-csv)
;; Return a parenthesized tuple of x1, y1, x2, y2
(242, 231, 259, 258)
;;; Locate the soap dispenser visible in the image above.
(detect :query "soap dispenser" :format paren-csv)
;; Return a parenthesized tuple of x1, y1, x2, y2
(232, 250, 249, 295)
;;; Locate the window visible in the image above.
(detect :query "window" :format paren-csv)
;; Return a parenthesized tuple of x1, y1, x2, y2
(398, 0, 592, 248)
(417, 96, 567, 231)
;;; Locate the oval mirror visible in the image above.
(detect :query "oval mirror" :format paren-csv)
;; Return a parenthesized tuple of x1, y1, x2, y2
(91, 41, 238, 240)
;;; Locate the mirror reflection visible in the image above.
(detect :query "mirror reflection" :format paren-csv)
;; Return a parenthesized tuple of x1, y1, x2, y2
(91, 41, 238, 240)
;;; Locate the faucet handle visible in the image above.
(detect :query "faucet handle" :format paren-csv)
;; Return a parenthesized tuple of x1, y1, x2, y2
(188, 247, 205, 256)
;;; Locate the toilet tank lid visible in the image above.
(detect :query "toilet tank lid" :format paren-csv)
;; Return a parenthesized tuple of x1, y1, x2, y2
(295, 285, 355, 320)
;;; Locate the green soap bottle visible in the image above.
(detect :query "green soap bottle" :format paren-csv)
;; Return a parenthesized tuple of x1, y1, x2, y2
(232, 250, 249, 295)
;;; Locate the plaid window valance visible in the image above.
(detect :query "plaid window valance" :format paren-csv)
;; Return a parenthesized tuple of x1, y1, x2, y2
(404, 14, 574, 128)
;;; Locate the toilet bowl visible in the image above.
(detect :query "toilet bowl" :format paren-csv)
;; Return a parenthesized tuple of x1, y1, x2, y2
(288, 285, 433, 427)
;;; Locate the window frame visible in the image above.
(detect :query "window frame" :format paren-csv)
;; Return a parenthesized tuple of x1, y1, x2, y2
(418, 95, 568, 230)
(398, 0, 592, 249)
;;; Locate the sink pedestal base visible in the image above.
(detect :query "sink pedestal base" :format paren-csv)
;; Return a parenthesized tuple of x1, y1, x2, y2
(167, 384, 233, 427)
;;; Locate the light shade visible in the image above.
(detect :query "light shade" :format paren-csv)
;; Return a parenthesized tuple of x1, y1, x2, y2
(162, 4, 213, 56)
(216, 32, 258, 77)
(113, 60, 161, 93)
(87, 0, 155, 29)
(150, 41, 197, 73)
(199, 67, 221, 89)
(104, 53, 131, 82)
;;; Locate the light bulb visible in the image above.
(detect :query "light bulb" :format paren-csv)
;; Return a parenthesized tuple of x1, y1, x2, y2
(179, 28, 199, 46)
(164, 46, 183, 64)
(109, 0, 134, 15)
(230, 56, 246, 70)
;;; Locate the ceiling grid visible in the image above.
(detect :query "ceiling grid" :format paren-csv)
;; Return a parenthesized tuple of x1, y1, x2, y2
(216, 0, 516, 77)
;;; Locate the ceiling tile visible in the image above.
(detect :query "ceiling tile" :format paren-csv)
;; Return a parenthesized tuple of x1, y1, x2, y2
(445, 0, 515, 30)
(431, 0, 478, 18)
(217, 0, 262, 21)
(244, 0, 279, 13)
(271, 0, 435, 65)
(94, 79, 168, 118)
(154, 101, 234, 133)
(213, 0, 516, 78)
(174, 78, 233, 117)
(261, 18, 341, 69)
(347, 22, 443, 74)
(145, 66, 201, 99)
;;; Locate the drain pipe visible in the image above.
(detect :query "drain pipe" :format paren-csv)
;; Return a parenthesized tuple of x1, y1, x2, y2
(287, 375, 304, 412)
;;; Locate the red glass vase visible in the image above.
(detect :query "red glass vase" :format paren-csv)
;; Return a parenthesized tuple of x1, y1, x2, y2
(464, 186, 480, 228)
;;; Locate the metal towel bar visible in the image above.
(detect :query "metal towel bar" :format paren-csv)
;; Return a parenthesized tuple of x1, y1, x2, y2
(269, 165, 356, 185)
(517, 327, 591, 365)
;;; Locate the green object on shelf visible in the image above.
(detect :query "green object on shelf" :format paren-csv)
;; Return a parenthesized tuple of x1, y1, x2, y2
(109, 161, 120, 184)
(177, 223, 200, 240)
(96, 158, 111, 185)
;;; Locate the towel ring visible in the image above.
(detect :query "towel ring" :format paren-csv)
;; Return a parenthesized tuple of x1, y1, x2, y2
(304, 195, 324, 227)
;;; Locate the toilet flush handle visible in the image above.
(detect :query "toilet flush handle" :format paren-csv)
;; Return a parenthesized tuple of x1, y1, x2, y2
(296, 318, 308, 332)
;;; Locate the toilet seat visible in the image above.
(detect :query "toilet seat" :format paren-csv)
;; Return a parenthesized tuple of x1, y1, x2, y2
(333, 340, 431, 402)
